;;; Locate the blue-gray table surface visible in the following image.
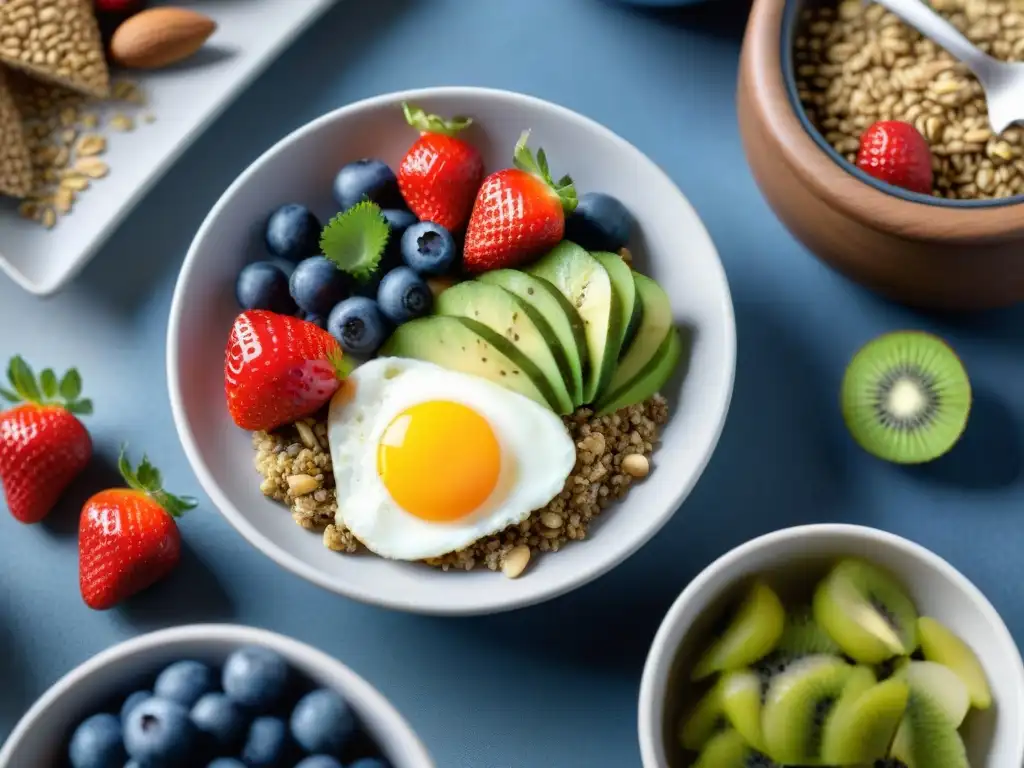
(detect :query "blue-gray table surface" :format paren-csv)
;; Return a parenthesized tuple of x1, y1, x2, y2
(2, 0, 1023, 765)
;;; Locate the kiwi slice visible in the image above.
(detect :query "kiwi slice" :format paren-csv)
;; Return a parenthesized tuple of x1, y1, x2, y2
(691, 581, 785, 681)
(820, 674, 909, 764)
(893, 661, 970, 727)
(917, 616, 992, 710)
(689, 729, 782, 768)
(813, 558, 919, 664)
(840, 331, 971, 464)
(777, 605, 842, 657)
(889, 676, 969, 768)
(760, 654, 853, 764)
(679, 680, 728, 752)
(719, 670, 765, 752)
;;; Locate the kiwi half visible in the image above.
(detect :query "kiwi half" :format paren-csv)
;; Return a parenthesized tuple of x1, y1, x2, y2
(691, 581, 785, 681)
(917, 616, 992, 710)
(840, 331, 971, 464)
(813, 558, 919, 664)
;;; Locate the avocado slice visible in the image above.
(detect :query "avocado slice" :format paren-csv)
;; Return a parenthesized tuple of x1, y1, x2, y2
(603, 272, 674, 398)
(477, 269, 588, 407)
(595, 325, 682, 416)
(380, 315, 553, 410)
(591, 250, 638, 367)
(435, 281, 574, 414)
(529, 241, 621, 404)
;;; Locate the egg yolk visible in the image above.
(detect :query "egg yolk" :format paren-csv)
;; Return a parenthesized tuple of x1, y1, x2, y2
(377, 400, 501, 522)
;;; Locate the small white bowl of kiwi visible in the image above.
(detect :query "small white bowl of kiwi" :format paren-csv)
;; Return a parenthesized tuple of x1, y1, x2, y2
(637, 523, 1024, 768)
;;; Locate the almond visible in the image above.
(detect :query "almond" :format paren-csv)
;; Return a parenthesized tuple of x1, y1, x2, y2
(109, 7, 217, 70)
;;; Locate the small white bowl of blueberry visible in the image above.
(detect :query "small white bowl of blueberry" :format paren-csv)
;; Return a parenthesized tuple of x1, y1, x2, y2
(0, 624, 433, 768)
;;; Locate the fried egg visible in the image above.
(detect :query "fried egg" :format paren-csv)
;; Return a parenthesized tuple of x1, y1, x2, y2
(326, 357, 576, 561)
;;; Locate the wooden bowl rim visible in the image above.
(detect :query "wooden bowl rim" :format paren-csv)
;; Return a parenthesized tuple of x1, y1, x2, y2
(744, 0, 1024, 242)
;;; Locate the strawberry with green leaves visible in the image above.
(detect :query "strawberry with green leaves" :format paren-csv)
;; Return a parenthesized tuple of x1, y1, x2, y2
(79, 449, 196, 610)
(397, 102, 484, 232)
(225, 309, 353, 431)
(463, 131, 578, 273)
(0, 356, 93, 524)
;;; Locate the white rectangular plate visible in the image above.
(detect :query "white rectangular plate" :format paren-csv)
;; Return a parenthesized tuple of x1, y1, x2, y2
(0, 0, 338, 297)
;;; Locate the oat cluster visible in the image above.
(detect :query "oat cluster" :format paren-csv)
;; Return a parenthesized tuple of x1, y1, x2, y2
(795, 0, 1024, 200)
(252, 396, 669, 579)
(0, 0, 155, 226)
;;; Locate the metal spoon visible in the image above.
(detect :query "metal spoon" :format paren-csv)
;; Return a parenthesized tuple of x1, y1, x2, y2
(870, 0, 1020, 134)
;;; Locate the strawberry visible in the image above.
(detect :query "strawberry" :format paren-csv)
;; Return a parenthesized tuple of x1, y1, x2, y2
(856, 120, 934, 195)
(397, 102, 484, 232)
(79, 449, 196, 610)
(225, 310, 352, 431)
(0, 356, 92, 524)
(463, 131, 577, 273)
(94, 0, 145, 14)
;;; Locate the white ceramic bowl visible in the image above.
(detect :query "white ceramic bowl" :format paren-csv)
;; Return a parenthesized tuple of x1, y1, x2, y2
(637, 524, 1024, 768)
(0, 624, 433, 767)
(167, 86, 736, 616)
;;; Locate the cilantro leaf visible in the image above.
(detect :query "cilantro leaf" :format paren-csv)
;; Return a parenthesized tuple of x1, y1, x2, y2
(319, 200, 391, 281)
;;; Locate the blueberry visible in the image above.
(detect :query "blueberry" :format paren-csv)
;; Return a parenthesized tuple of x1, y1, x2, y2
(349, 759, 390, 768)
(400, 221, 456, 276)
(376, 267, 432, 324)
(235, 262, 297, 314)
(289, 256, 351, 317)
(265, 204, 322, 263)
(154, 660, 217, 709)
(124, 697, 199, 768)
(68, 713, 127, 768)
(564, 192, 634, 252)
(222, 645, 290, 714)
(382, 207, 418, 234)
(295, 757, 345, 768)
(120, 691, 151, 727)
(289, 689, 356, 758)
(327, 297, 389, 356)
(190, 693, 247, 752)
(206, 760, 246, 768)
(303, 312, 327, 329)
(333, 159, 402, 210)
(240, 717, 291, 768)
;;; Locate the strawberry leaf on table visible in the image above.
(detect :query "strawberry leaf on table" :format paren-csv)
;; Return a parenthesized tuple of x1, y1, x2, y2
(3, 356, 92, 414)
(118, 446, 198, 518)
(402, 101, 473, 137)
(320, 200, 391, 281)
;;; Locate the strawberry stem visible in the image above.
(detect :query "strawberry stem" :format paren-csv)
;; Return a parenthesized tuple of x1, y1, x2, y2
(402, 101, 473, 138)
(2, 355, 92, 415)
(511, 130, 578, 214)
(118, 446, 197, 518)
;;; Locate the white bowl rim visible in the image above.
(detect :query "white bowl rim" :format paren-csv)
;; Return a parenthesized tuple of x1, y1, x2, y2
(636, 522, 1024, 767)
(166, 85, 737, 616)
(0, 623, 434, 766)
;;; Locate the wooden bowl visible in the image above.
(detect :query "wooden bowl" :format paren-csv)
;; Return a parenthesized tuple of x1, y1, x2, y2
(737, 0, 1024, 310)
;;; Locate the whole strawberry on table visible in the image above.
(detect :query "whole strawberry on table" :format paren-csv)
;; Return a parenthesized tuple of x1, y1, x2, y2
(0, 356, 93, 524)
(79, 448, 197, 610)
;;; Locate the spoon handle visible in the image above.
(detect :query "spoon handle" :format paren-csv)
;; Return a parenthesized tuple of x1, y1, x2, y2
(871, 0, 993, 70)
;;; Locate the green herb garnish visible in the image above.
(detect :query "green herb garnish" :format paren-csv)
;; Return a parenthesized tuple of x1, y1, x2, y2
(319, 200, 391, 281)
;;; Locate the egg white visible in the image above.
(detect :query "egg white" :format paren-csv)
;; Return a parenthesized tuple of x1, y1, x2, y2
(327, 357, 576, 561)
